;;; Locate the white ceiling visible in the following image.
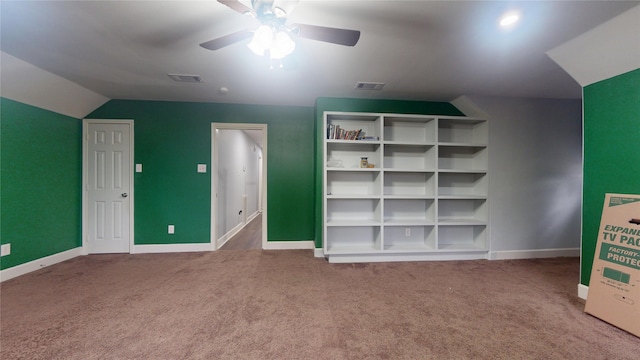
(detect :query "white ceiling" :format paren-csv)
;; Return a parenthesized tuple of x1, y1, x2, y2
(1, 0, 638, 107)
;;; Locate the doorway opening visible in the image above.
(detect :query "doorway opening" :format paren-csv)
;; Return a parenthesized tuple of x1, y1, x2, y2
(211, 123, 267, 250)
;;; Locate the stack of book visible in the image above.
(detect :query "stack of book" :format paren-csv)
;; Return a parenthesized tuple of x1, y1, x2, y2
(327, 124, 363, 140)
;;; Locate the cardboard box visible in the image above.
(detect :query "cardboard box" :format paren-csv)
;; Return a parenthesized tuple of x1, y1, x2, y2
(585, 193, 640, 337)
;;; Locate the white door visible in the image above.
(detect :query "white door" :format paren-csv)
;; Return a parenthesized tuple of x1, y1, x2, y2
(86, 122, 132, 253)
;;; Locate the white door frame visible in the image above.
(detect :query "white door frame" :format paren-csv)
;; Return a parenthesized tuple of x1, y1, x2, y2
(211, 123, 267, 250)
(82, 119, 135, 254)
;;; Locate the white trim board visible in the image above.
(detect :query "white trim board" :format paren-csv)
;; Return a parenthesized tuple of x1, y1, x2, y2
(263, 241, 315, 250)
(578, 284, 589, 300)
(488, 248, 580, 260)
(132, 243, 213, 254)
(0, 247, 84, 282)
(322, 248, 580, 263)
(327, 253, 489, 264)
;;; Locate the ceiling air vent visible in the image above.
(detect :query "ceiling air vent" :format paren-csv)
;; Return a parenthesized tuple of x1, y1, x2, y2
(355, 81, 385, 90)
(168, 74, 203, 83)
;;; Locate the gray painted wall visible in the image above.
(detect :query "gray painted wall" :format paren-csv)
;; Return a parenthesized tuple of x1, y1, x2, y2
(455, 95, 583, 253)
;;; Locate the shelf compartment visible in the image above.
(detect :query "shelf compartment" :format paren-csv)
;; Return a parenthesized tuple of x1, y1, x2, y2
(326, 142, 381, 169)
(384, 199, 435, 223)
(384, 225, 436, 251)
(438, 172, 487, 197)
(384, 172, 435, 196)
(326, 171, 381, 196)
(327, 114, 381, 140)
(437, 225, 487, 250)
(438, 145, 487, 171)
(383, 116, 436, 143)
(438, 118, 487, 144)
(326, 199, 381, 224)
(326, 226, 382, 252)
(438, 198, 487, 223)
(384, 144, 436, 170)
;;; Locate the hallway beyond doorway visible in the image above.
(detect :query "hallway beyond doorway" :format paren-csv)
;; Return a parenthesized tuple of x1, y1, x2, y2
(219, 214, 262, 250)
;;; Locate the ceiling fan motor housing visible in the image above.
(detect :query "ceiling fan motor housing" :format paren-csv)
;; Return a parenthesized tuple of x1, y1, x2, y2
(252, 0, 289, 17)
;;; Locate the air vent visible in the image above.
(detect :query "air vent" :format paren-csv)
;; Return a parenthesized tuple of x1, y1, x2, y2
(355, 81, 385, 90)
(168, 74, 203, 83)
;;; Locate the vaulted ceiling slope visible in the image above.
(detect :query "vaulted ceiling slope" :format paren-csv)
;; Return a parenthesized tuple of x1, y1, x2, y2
(1, 1, 638, 107)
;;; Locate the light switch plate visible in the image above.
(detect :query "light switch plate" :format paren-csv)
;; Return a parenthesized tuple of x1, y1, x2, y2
(197, 164, 207, 173)
(135, 164, 143, 173)
(1, 243, 11, 256)
(168, 225, 175, 234)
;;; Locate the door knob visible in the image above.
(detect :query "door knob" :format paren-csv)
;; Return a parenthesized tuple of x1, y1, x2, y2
(121, 193, 128, 198)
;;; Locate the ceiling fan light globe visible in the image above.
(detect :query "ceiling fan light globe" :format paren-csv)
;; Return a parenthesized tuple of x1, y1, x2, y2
(247, 41, 265, 56)
(270, 31, 295, 59)
(247, 25, 273, 56)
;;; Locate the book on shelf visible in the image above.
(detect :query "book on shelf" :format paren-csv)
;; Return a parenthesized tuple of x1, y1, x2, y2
(326, 124, 364, 140)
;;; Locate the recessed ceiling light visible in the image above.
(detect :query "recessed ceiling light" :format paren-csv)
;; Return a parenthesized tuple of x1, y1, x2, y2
(499, 12, 520, 27)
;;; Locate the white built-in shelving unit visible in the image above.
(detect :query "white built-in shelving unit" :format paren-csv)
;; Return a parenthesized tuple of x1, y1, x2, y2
(323, 111, 488, 262)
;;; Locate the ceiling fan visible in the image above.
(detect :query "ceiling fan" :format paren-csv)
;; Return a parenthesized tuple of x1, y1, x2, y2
(200, 0, 360, 58)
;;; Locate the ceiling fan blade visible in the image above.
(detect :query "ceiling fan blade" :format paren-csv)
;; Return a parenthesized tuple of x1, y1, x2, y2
(200, 29, 254, 50)
(291, 23, 360, 46)
(217, 0, 256, 17)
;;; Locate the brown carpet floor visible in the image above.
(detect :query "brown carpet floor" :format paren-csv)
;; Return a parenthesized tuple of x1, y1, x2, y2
(1, 250, 639, 359)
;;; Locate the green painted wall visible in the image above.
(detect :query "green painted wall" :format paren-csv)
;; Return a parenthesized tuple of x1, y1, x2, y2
(1, 96, 465, 270)
(582, 68, 640, 285)
(88, 100, 315, 245)
(313, 97, 464, 248)
(1, 98, 82, 270)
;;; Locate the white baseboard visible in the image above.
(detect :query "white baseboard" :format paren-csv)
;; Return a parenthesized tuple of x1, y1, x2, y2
(263, 240, 315, 250)
(137, 240, 316, 252)
(0, 247, 84, 282)
(578, 283, 589, 300)
(327, 252, 488, 263)
(132, 243, 213, 254)
(314, 248, 325, 258)
(246, 211, 259, 223)
(488, 248, 580, 260)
